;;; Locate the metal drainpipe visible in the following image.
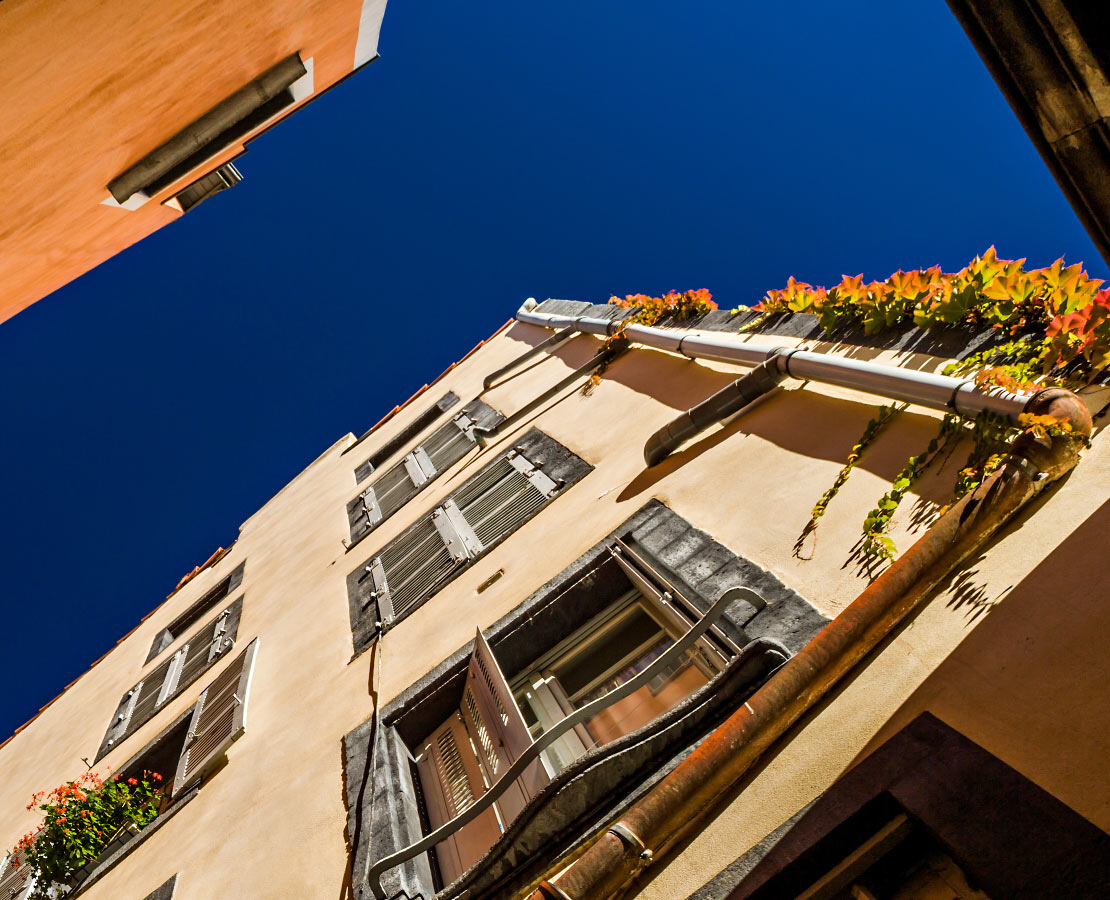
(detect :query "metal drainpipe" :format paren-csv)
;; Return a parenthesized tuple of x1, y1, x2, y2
(521, 388, 1090, 900)
(515, 305, 1033, 436)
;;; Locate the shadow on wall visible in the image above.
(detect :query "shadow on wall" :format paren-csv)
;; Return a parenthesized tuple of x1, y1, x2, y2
(608, 346, 968, 508)
(847, 495, 1110, 831)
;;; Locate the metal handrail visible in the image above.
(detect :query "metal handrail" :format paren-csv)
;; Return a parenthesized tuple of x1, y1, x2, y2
(365, 585, 765, 899)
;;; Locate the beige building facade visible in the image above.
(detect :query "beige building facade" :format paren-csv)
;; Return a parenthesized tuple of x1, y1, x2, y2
(0, 299, 1106, 900)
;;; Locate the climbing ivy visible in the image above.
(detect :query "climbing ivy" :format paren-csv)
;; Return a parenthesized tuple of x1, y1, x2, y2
(588, 290, 717, 392)
(609, 289, 717, 327)
(750, 249, 1105, 561)
(793, 402, 906, 559)
(739, 248, 1109, 379)
(860, 413, 964, 559)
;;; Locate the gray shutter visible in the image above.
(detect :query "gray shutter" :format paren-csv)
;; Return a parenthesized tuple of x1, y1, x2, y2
(103, 681, 144, 751)
(420, 412, 478, 473)
(0, 850, 36, 900)
(350, 410, 492, 544)
(454, 450, 559, 549)
(172, 638, 259, 796)
(365, 446, 564, 628)
(367, 515, 460, 623)
(176, 607, 234, 689)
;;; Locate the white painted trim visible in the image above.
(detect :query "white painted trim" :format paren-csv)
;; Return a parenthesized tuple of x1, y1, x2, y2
(354, 0, 388, 68)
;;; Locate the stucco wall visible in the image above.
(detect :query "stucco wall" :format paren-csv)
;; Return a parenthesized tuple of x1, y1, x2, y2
(0, 315, 1104, 900)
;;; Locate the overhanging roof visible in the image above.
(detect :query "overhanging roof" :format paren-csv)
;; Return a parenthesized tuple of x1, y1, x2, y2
(948, 0, 1110, 268)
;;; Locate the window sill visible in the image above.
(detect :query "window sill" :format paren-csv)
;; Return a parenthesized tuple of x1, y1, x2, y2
(66, 784, 201, 897)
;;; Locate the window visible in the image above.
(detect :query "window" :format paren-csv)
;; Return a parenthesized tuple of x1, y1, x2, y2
(3, 643, 257, 899)
(345, 502, 825, 900)
(98, 598, 244, 760)
(346, 399, 503, 546)
(168, 162, 242, 214)
(353, 391, 461, 484)
(346, 428, 593, 655)
(147, 562, 244, 663)
(413, 543, 734, 885)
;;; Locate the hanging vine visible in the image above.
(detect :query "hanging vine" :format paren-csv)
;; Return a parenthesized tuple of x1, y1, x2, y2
(749, 248, 1106, 561)
(859, 413, 965, 558)
(793, 402, 906, 559)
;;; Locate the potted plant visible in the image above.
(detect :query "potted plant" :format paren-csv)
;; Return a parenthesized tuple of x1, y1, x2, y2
(8, 768, 164, 898)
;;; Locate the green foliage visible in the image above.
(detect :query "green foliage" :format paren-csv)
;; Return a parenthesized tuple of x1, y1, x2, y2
(794, 403, 905, 559)
(738, 248, 1110, 381)
(859, 414, 965, 559)
(759, 249, 1104, 564)
(10, 769, 164, 898)
(608, 289, 717, 327)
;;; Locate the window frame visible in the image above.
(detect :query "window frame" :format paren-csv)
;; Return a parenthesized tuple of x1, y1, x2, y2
(351, 391, 461, 484)
(97, 597, 244, 761)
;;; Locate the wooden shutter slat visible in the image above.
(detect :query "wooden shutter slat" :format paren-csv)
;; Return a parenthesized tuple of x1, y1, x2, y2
(460, 629, 547, 824)
(372, 515, 457, 619)
(172, 638, 259, 796)
(456, 457, 548, 549)
(415, 713, 500, 886)
(420, 416, 475, 474)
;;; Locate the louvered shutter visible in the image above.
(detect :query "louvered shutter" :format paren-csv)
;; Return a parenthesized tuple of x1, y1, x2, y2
(366, 446, 563, 627)
(366, 513, 462, 624)
(0, 850, 36, 900)
(453, 449, 559, 548)
(175, 607, 234, 690)
(460, 629, 547, 822)
(101, 605, 239, 757)
(414, 713, 501, 886)
(349, 412, 486, 544)
(172, 638, 259, 796)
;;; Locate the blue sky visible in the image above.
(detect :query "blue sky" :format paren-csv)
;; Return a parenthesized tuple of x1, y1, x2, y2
(0, 0, 1103, 741)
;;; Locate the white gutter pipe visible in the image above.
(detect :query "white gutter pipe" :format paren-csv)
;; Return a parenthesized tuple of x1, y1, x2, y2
(516, 301, 1033, 421)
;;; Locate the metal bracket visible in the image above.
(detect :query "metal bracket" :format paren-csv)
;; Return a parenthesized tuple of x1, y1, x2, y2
(506, 450, 560, 497)
(609, 822, 653, 867)
(362, 486, 383, 525)
(453, 411, 478, 442)
(366, 558, 394, 626)
(402, 452, 430, 487)
(434, 500, 485, 562)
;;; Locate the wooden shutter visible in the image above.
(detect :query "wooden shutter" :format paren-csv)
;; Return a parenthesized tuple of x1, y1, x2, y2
(172, 638, 259, 796)
(367, 514, 462, 624)
(454, 450, 559, 549)
(366, 445, 564, 627)
(420, 411, 479, 473)
(460, 629, 548, 822)
(0, 850, 36, 900)
(349, 411, 485, 544)
(175, 607, 234, 689)
(415, 714, 501, 886)
(101, 604, 240, 758)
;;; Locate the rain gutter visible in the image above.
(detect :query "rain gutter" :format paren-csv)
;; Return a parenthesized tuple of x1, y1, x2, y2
(514, 300, 1037, 466)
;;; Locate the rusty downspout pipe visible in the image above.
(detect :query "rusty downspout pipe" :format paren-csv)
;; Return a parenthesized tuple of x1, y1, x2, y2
(530, 387, 1091, 900)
